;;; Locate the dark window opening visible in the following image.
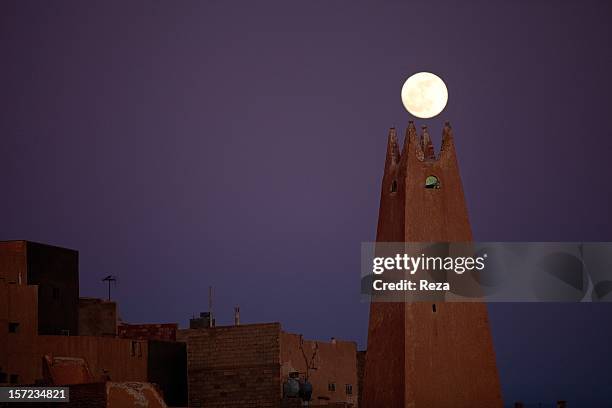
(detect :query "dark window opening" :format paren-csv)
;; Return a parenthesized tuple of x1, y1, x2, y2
(345, 384, 353, 395)
(390, 180, 398, 193)
(52, 287, 60, 300)
(9, 374, 18, 384)
(425, 175, 440, 189)
(432, 304, 437, 313)
(0, 372, 7, 383)
(8, 322, 19, 333)
(328, 382, 336, 392)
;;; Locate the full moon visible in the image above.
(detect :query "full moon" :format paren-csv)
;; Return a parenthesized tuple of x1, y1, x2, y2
(401, 72, 448, 119)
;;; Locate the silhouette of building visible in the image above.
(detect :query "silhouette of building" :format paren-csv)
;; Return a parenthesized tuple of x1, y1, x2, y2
(361, 122, 503, 407)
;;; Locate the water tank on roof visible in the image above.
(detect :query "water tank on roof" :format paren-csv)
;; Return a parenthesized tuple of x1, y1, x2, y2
(283, 377, 300, 398)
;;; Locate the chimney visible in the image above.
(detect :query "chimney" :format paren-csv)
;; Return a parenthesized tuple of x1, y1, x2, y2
(234, 306, 240, 326)
(331, 337, 337, 345)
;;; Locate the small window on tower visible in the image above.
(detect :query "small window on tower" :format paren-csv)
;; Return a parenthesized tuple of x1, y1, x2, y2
(425, 175, 440, 189)
(390, 180, 398, 193)
(328, 382, 336, 392)
(345, 384, 353, 395)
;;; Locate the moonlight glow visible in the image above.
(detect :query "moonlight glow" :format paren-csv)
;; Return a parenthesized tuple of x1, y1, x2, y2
(401, 72, 448, 119)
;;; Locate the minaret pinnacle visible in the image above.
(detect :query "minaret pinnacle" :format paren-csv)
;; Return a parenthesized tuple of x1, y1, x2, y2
(420, 125, 436, 160)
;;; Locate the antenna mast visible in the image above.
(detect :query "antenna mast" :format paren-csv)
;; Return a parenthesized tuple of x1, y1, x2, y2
(101, 275, 117, 301)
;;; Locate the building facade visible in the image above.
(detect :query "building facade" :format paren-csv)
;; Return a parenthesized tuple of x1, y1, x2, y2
(0, 240, 187, 407)
(78, 297, 117, 337)
(178, 323, 359, 408)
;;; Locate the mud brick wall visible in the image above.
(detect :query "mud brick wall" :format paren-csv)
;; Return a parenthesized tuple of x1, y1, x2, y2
(178, 323, 282, 408)
(118, 323, 177, 341)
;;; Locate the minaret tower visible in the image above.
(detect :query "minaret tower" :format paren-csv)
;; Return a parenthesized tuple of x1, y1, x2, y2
(361, 122, 503, 407)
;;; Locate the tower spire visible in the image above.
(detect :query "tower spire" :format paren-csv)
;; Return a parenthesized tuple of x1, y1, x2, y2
(420, 125, 436, 160)
(401, 121, 417, 156)
(384, 127, 400, 169)
(439, 121, 457, 162)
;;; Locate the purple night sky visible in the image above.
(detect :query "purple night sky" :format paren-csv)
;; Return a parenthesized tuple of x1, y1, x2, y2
(2, 1, 611, 405)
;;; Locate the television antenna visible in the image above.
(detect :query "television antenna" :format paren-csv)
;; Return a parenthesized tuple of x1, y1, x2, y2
(101, 275, 118, 301)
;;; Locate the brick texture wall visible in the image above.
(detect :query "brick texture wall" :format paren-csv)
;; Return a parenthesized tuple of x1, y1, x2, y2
(78, 298, 117, 337)
(178, 323, 282, 408)
(118, 323, 177, 341)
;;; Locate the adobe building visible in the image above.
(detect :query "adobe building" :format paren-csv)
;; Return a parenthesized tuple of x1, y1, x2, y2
(0, 240, 78, 335)
(0, 240, 188, 407)
(78, 297, 117, 337)
(361, 122, 502, 407)
(18, 356, 168, 408)
(117, 323, 187, 406)
(178, 322, 359, 408)
(0, 245, 147, 386)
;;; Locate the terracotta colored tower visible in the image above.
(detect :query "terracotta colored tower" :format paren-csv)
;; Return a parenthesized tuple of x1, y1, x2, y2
(361, 122, 503, 407)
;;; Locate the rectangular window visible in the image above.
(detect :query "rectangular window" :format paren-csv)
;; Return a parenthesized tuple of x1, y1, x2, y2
(10, 374, 19, 384)
(8, 322, 19, 333)
(0, 372, 7, 383)
(345, 384, 353, 395)
(328, 382, 336, 392)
